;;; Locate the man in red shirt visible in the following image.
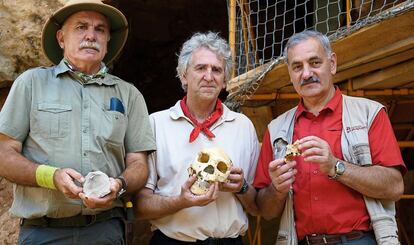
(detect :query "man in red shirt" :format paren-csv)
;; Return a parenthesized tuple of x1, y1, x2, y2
(254, 30, 406, 244)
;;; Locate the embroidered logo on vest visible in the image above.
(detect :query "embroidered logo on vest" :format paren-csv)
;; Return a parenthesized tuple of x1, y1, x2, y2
(346, 125, 367, 133)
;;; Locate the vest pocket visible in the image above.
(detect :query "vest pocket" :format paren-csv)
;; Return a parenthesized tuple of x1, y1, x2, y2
(352, 143, 372, 166)
(273, 138, 288, 160)
(34, 103, 72, 138)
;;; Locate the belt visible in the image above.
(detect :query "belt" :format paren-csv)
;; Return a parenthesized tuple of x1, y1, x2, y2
(301, 231, 369, 245)
(197, 236, 242, 245)
(153, 229, 242, 245)
(20, 207, 125, 228)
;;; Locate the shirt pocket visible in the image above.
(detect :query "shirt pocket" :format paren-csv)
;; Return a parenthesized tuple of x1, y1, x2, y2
(100, 110, 127, 145)
(34, 103, 72, 138)
(273, 138, 288, 160)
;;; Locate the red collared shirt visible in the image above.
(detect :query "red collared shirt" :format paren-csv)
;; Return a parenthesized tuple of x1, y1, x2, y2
(254, 88, 406, 239)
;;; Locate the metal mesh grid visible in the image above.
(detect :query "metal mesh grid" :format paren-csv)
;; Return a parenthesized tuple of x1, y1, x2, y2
(226, 0, 414, 110)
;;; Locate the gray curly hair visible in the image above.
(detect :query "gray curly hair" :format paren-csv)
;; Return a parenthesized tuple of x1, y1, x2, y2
(176, 32, 233, 91)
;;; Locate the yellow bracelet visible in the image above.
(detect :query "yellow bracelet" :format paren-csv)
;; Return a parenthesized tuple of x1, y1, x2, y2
(125, 201, 133, 208)
(36, 165, 58, 189)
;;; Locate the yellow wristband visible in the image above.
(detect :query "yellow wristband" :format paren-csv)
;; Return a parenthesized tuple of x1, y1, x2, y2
(125, 201, 133, 208)
(36, 165, 58, 189)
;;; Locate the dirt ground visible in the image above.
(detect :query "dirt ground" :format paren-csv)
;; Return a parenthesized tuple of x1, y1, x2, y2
(0, 178, 19, 245)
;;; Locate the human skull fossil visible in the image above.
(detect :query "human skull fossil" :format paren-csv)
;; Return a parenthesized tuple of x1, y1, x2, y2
(83, 171, 111, 198)
(188, 147, 233, 195)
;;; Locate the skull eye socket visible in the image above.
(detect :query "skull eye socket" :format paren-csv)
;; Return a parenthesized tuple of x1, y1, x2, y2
(198, 153, 210, 163)
(217, 161, 228, 173)
(203, 165, 215, 174)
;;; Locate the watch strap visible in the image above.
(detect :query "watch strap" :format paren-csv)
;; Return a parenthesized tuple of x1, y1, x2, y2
(116, 175, 127, 198)
(330, 160, 345, 180)
(236, 178, 249, 195)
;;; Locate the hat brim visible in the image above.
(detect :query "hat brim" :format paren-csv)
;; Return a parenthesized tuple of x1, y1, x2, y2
(42, 2, 128, 65)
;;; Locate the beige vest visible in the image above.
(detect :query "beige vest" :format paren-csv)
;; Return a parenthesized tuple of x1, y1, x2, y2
(268, 95, 400, 245)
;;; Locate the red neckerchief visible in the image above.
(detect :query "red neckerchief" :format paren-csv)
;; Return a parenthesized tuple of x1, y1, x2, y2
(180, 96, 223, 143)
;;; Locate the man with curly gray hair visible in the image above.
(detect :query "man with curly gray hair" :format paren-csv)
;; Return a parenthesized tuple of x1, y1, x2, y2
(135, 32, 260, 244)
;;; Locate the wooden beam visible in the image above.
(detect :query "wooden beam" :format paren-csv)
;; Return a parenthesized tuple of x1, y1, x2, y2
(333, 10, 414, 65)
(241, 106, 273, 140)
(229, 0, 236, 78)
(240, 88, 414, 101)
(337, 36, 414, 73)
(352, 59, 414, 89)
(399, 141, 414, 148)
(388, 100, 397, 119)
(227, 63, 268, 93)
(335, 48, 414, 83)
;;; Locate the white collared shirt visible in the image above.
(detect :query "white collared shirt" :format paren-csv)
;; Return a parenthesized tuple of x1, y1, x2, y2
(146, 101, 260, 242)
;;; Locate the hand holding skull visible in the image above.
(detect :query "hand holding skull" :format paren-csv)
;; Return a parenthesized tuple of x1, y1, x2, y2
(78, 171, 119, 209)
(187, 147, 233, 195)
(178, 175, 219, 207)
(219, 166, 245, 193)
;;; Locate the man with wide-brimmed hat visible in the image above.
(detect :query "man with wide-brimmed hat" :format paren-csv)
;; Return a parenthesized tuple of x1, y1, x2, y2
(0, 0, 155, 244)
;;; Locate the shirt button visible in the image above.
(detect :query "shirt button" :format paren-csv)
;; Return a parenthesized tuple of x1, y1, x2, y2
(83, 129, 87, 133)
(314, 197, 319, 201)
(313, 170, 318, 174)
(84, 104, 88, 109)
(83, 152, 87, 156)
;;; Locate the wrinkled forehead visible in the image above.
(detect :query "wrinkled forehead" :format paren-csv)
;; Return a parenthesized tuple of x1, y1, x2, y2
(287, 37, 326, 62)
(189, 47, 224, 67)
(63, 10, 110, 29)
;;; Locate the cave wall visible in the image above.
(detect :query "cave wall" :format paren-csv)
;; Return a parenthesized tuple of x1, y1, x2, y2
(0, 0, 65, 84)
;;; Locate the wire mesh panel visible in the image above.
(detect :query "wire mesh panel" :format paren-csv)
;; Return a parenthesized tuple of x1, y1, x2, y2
(226, 0, 414, 109)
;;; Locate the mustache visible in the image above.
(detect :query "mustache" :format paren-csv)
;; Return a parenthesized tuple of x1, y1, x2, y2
(300, 76, 320, 86)
(79, 40, 101, 52)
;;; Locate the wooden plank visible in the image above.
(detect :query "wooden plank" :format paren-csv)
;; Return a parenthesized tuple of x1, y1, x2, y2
(352, 58, 414, 89)
(259, 65, 290, 92)
(337, 36, 414, 72)
(333, 10, 414, 66)
(243, 88, 414, 102)
(227, 63, 267, 93)
(399, 141, 414, 148)
(334, 48, 414, 83)
(241, 106, 273, 140)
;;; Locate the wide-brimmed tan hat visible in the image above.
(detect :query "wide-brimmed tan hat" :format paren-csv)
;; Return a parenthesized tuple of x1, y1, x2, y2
(42, 0, 128, 65)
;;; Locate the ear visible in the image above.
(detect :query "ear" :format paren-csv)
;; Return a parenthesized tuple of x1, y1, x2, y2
(330, 52, 337, 75)
(181, 74, 188, 88)
(56, 29, 65, 49)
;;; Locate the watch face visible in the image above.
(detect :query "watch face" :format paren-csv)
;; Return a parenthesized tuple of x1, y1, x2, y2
(336, 161, 346, 175)
(117, 188, 126, 198)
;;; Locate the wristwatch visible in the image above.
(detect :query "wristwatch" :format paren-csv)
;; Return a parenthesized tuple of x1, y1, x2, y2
(116, 175, 127, 198)
(236, 178, 249, 195)
(330, 160, 346, 180)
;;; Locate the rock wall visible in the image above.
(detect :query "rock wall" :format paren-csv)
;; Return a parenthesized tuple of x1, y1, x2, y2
(0, 178, 18, 245)
(0, 0, 66, 84)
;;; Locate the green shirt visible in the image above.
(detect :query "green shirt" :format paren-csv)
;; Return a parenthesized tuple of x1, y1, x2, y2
(0, 60, 156, 218)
